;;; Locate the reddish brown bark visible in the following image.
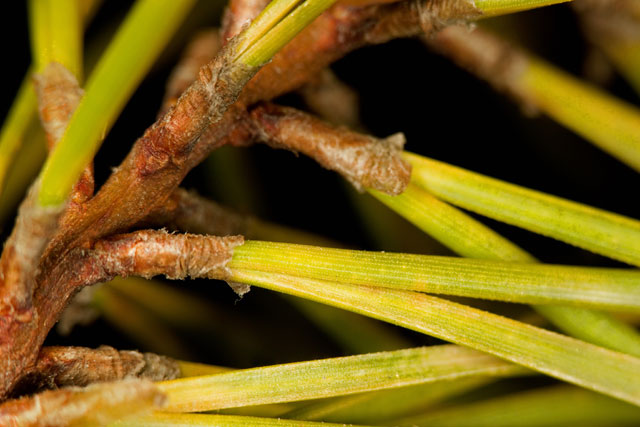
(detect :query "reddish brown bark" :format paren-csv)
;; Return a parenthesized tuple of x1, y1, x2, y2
(90, 230, 244, 282)
(40, 38, 258, 276)
(161, 29, 222, 116)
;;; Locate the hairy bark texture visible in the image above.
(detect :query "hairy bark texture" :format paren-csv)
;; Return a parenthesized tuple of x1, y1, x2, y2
(0, 379, 165, 427)
(250, 103, 411, 194)
(11, 346, 179, 397)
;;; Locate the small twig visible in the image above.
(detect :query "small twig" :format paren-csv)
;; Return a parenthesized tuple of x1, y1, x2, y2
(298, 69, 362, 129)
(40, 36, 259, 276)
(143, 188, 247, 237)
(143, 188, 341, 247)
(249, 103, 411, 195)
(423, 25, 535, 113)
(91, 230, 244, 282)
(11, 346, 179, 397)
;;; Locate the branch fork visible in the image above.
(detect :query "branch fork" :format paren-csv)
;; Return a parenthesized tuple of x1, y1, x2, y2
(0, 0, 495, 404)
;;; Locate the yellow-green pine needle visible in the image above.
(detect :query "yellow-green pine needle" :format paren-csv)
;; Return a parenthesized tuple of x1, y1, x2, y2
(521, 57, 640, 173)
(0, 125, 47, 226)
(0, 75, 38, 196)
(230, 241, 640, 312)
(285, 377, 492, 423)
(48, 0, 83, 80)
(204, 147, 261, 213)
(229, 270, 640, 406)
(406, 151, 640, 267)
(370, 182, 534, 262)
(106, 277, 218, 331)
(348, 186, 449, 254)
(177, 361, 232, 378)
(535, 305, 640, 357)
(601, 41, 640, 96)
(38, 0, 197, 206)
(0, 0, 97, 198)
(370, 178, 640, 356)
(237, 0, 337, 67)
(112, 413, 373, 427)
(235, 0, 305, 58)
(475, 0, 572, 17)
(28, 0, 51, 72)
(397, 385, 640, 427)
(158, 345, 524, 412)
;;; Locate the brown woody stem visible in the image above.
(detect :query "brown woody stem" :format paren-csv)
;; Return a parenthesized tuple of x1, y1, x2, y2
(160, 29, 222, 116)
(298, 69, 362, 129)
(249, 103, 411, 195)
(90, 230, 244, 282)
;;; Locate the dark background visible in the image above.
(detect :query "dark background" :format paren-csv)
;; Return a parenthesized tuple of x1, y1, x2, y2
(1, 1, 639, 372)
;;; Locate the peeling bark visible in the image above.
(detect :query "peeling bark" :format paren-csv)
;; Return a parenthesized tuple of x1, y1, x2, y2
(414, 0, 481, 34)
(250, 103, 411, 195)
(91, 230, 244, 282)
